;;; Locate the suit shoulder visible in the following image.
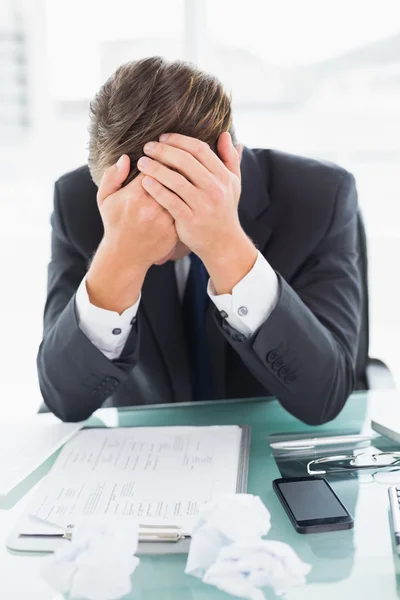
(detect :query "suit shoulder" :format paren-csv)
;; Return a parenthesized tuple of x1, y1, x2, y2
(54, 164, 98, 227)
(254, 148, 353, 188)
(249, 149, 357, 241)
(55, 165, 97, 199)
(253, 148, 355, 213)
(53, 165, 102, 256)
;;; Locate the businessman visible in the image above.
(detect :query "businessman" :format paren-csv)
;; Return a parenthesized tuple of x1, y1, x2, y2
(37, 56, 361, 424)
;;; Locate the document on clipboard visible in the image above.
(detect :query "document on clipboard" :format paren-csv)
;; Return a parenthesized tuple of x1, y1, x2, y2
(7, 425, 250, 553)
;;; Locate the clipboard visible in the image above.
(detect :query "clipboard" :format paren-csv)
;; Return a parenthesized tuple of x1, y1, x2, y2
(7, 425, 250, 555)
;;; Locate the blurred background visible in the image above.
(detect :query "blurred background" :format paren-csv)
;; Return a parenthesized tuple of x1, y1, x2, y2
(1, 0, 400, 417)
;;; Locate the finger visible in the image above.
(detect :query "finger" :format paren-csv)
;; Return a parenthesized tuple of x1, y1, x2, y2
(137, 157, 196, 208)
(141, 176, 192, 221)
(143, 141, 213, 189)
(217, 132, 241, 178)
(97, 155, 130, 207)
(158, 133, 226, 177)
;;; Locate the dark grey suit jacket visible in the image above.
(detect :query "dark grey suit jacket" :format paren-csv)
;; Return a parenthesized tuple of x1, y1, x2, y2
(37, 147, 361, 424)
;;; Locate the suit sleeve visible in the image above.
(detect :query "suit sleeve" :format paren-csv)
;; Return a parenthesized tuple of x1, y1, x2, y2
(37, 182, 138, 422)
(216, 172, 362, 425)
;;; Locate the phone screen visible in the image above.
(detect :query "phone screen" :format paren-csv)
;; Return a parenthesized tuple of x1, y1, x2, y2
(277, 479, 348, 521)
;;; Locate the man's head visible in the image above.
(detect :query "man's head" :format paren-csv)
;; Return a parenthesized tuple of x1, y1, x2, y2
(88, 56, 236, 186)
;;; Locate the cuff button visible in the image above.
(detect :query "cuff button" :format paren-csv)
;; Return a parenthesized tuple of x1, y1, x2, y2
(272, 359, 284, 371)
(112, 328, 122, 335)
(278, 365, 290, 378)
(220, 310, 228, 319)
(238, 306, 248, 317)
(266, 351, 278, 364)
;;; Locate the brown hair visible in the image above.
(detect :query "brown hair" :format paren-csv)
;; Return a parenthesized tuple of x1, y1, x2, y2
(88, 56, 235, 186)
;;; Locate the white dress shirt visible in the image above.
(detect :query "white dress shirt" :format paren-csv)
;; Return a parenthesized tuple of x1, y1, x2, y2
(75, 251, 279, 361)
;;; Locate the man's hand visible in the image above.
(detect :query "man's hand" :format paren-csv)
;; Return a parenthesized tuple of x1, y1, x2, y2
(138, 132, 258, 294)
(86, 155, 178, 313)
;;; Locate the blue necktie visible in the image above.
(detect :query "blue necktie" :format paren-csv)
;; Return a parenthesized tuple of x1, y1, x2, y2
(182, 253, 214, 401)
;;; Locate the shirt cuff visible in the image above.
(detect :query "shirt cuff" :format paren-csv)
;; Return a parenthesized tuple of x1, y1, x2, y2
(75, 275, 141, 361)
(208, 251, 279, 337)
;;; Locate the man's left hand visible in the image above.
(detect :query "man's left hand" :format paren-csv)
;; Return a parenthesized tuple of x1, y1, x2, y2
(137, 132, 258, 294)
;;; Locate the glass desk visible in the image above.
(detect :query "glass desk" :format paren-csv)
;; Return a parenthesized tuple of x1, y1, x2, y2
(1, 390, 400, 600)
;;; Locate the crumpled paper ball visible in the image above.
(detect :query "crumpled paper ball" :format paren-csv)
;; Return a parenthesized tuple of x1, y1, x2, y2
(203, 540, 312, 600)
(41, 516, 140, 600)
(185, 494, 311, 600)
(186, 494, 271, 577)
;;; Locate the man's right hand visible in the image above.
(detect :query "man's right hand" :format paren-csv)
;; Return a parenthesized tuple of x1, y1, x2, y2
(86, 155, 178, 313)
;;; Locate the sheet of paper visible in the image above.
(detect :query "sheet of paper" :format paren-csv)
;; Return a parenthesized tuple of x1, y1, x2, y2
(27, 426, 242, 535)
(0, 420, 83, 495)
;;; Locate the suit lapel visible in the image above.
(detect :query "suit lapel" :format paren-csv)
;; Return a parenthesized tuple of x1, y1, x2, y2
(141, 262, 191, 403)
(238, 147, 273, 252)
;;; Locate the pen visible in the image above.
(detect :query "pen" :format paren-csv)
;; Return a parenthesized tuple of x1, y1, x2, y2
(270, 434, 374, 451)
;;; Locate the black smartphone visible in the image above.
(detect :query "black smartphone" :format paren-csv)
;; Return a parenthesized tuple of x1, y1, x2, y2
(273, 476, 354, 534)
